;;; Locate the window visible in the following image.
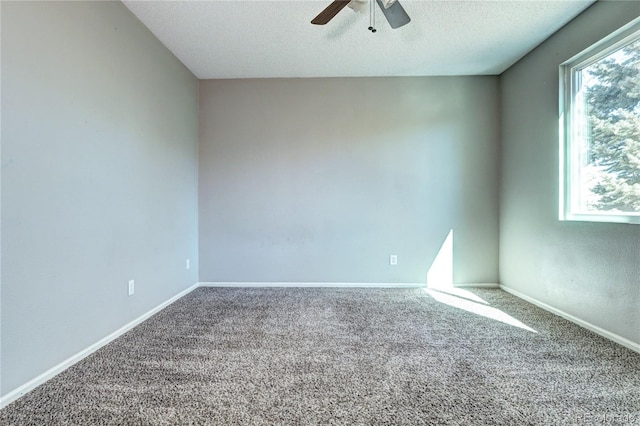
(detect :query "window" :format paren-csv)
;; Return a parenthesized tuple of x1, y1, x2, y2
(560, 18, 640, 224)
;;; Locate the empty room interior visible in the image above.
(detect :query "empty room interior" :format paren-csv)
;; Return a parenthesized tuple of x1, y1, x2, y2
(1, 0, 640, 424)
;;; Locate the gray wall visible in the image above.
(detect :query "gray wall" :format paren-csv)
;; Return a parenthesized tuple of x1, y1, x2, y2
(1, 1, 199, 396)
(500, 1, 640, 345)
(199, 78, 500, 284)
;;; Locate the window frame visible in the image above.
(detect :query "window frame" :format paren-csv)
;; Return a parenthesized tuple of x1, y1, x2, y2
(559, 17, 640, 224)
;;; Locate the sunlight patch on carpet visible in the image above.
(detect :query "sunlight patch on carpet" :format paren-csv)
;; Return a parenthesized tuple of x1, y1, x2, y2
(426, 288, 538, 333)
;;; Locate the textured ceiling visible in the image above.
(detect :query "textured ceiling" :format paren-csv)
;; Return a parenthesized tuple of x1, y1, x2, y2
(122, 0, 595, 79)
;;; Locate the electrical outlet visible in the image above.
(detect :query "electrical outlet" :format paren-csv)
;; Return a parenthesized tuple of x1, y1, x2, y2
(128, 280, 135, 296)
(390, 255, 398, 266)
(186, 259, 190, 270)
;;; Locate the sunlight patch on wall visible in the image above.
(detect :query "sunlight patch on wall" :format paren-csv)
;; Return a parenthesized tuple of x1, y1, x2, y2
(427, 229, 453, 289)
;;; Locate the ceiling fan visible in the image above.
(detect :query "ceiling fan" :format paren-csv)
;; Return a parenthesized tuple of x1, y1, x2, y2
(311, 0, 411, 30)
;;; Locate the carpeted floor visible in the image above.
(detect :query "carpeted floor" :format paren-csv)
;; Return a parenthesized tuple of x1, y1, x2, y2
(1, 287, 639, 425)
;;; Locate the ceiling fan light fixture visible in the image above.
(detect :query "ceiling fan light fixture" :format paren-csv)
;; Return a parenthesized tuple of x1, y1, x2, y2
(379, 0, 397, 9)
(348, 0, 395, 13)
(311, 0, 409, 29)
(347, 0, 368, 14)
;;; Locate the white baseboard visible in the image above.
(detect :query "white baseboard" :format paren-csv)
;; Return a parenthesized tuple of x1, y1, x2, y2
(0, 282, 200, 409)
(199, 282, 427, 288)
(453, 283, 500, 289)
(500, 285, 640, 354)
(200, 282, 501, 289)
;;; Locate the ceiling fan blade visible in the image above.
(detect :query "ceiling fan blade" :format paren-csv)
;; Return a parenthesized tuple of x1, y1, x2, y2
(376, 0, 411, 29)
(311, 0, 351, 25)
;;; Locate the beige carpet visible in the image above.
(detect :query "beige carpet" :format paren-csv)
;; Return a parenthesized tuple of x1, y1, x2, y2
(1, 287, 639, 425)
